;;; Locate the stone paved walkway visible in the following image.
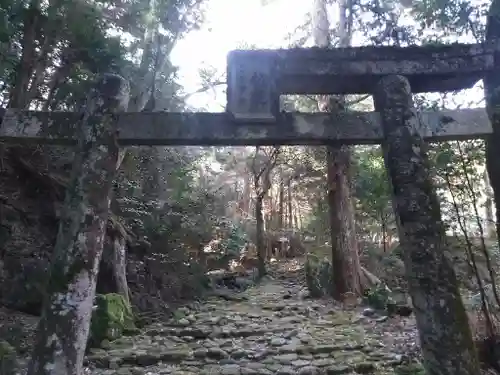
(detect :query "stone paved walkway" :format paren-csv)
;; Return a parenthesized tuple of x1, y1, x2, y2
(86, 262, 418, 375)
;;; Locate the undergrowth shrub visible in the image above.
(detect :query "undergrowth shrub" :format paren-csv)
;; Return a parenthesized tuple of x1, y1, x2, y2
(305, 253, 333, 298)
(363, 283, 392, 311)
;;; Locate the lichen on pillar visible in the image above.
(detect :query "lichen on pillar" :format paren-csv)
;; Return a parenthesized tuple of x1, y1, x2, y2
(27, 73, 130, 375)
(373, 74, 480, 375)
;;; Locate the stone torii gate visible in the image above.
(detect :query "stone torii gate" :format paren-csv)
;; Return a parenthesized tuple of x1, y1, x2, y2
(4, 40, 500, 375)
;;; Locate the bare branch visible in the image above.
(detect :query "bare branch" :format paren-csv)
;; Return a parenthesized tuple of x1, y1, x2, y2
(181, 80, 226, 100)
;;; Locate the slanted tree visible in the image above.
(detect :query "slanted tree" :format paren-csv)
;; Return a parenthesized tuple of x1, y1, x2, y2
(27, 74, 129, 375)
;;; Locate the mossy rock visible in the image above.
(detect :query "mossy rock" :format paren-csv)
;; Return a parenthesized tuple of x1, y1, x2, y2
(0, 340, 17, 375)
(394, 362, 427, 375)
(305, 253, 333, 298)
(89, 293, 138, 348)
(362, 284, 413, 316)
(363, 283, 392, 311)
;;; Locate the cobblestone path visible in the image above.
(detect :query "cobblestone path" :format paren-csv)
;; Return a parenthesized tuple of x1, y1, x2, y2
(86, 263, 417, 375)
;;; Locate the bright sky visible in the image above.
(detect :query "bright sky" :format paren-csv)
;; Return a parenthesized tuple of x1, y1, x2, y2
(170, 0, 312, 111)
(170, 0, 485, 112)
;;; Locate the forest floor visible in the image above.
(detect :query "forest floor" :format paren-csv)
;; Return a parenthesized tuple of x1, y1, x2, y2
(78, 259, 420, 375)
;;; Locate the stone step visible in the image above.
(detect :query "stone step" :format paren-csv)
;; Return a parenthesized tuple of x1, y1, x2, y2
(84, 261, 417, 375)
(86, 358, 403, 375)
(86, 343, 402, 370)
(144, 325, 306, 339)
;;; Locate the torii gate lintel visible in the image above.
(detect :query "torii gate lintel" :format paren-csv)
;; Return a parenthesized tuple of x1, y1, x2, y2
(226, 41, 497, 122)
(0, 107, 491, 147)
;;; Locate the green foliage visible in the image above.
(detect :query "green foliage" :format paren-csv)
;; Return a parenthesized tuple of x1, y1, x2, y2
(117, 146, 239, 262)
(362, 282, 414, 317)
(304, 198, 330, 242)
(353, 147, 390, 214)
(302, 137, 488, 247)
(305, 253, 333, 298)
(0, 0, 206, 108)
(304, 144, 396, 244)
(429, 140, 486, 236)
(363, 283, 393, 311)
(305, 254, 322, 298)
(0, 339, 17, 374)
(201, 221, 248, 267)
(391, 245, 403, 260)
(353, 146, 394, 241)
(411, 0, 486, 37)
(89, 294, 138, 348)
(226, 224, 248, 257)
(117, 168, 248, 268)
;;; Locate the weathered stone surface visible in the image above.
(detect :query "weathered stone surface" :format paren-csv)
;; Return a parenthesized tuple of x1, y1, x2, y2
(228, 42, 495, 96)
(226, 52, 279, 121)
(0, 108, 492, 146)
(325, 365, 350, 374)
(373, 74, 480, 375)
(26, 74, 130, 375)
(61, 260, 421, 375)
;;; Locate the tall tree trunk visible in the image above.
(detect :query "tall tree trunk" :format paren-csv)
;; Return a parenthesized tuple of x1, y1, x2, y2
(294, 201, 300, 229)
(27, 74, 129, 375)
(279, 175, 284, 229)
(287, 179, 293, 228)
(483, 168, 496, 239)
(111, 234, 130, 305)
(312, 0, 362, 299)
(8, 0, 40, 109)
(109, 7, 166, 304)
(255, 195, 266, 277)
(265, 213, 271, 233)
(268, 189, 276, 230)
(43, 45, 76, 111)
(381, 212, 387, 253)
(327, 147, 362, 294)
(25, 26, 57, 105)
(242, 169, 250, 215)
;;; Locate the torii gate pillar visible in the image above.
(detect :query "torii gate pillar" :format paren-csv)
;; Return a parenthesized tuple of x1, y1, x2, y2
(373, 75, 479, 374)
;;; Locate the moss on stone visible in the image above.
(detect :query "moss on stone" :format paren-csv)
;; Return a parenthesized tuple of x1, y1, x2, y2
(394, 362, 427, 375)
(305, 253, 333, 298)
(89, 293, 138, 348)
(363, 283, 392, 311)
